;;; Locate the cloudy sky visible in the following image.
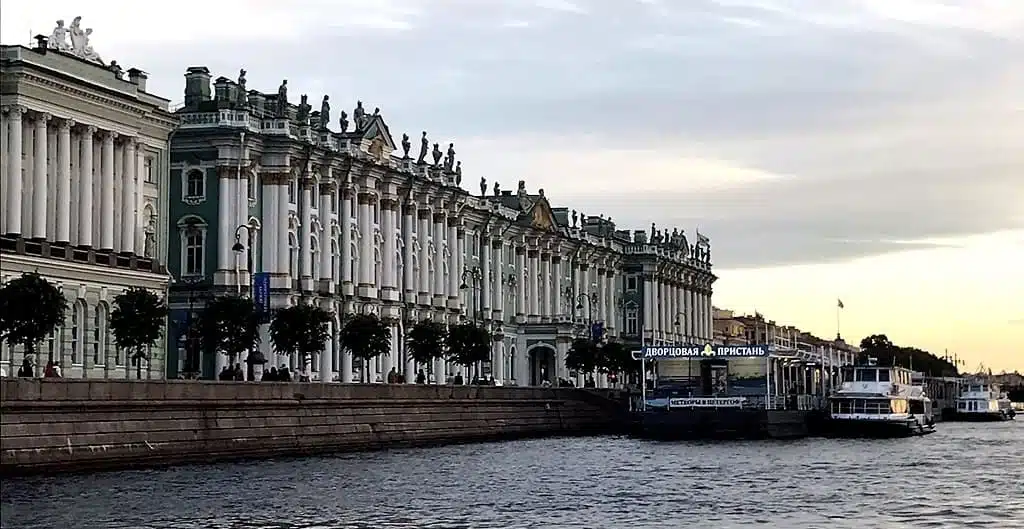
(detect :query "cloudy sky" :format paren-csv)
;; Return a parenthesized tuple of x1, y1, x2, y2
(3, 0, 1022, 371)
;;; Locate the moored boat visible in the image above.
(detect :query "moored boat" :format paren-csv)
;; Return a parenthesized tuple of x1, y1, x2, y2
(824, 359, 935, 438)
(952, 380, 1015, 421)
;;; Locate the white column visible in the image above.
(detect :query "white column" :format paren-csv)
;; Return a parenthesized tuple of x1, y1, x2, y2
(4, 107, 24, 236)
(77, 126, 94, 246)
(493, 241, 505, 320)
(319, 186, 333, 282)
(357, 193, 373, 288)
(300, 181, 313, 280)
(447, 218, 459, 302)
(401, 202, 414, 300)
(417, 211, 429, 299)
(340, 187, 352, 284)
(515, 247, 526, 319)
(643, 275, 653, 334)
(481, 235, 492, 316)
(432, 214, 445, 302)
(218, 172, 233, 271)
(276, 180, 289, 275)
(539, 254, 550, 319)
(55, 118, 73, 243)
(261, 175, 277, 272)
(597, 267, 607, 325)
(528, 249, 539, 318)
(705, 292, 713, 341)
(382, 199, 396, 292)
(120, 139, 137, 253)
(552, 257, 562, 317)
(456, 227, 465, 307)
(606, 270, 615, 332)
(31, 113, 50, 239)
(320, 314, 333, 383)
(99, 131, 115, 250)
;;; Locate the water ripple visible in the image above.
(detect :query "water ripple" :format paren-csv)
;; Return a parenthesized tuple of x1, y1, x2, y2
(2, 422, 1023, 529)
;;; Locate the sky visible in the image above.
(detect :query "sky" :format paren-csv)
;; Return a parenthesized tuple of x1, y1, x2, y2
(2, 0, 1021, 372)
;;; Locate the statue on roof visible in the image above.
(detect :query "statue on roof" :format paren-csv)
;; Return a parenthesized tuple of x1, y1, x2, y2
(517, 180, 526, 196)
(296, 95, 311, 125)
(353, 101, 366, 131)
(571, 210, 578, 228)
(444, 143, 456, 171)
(276, 80, 288, 118)
(417, 131, 428, 164)
(401, 133, 411, 158)
(493, 182, 500, 196)
(69, 17, 86, 55)
(538, 188, 545, 198)
(338, 111, 349, 133)
(319, 95, 331, 130)
(431, 143, 443, 166)
(108, 60, 124, 80)
(455, 161, 462, 185)
(373, 107, 380, 117)
(48, 20, 71, 51)
(237, 69, 248, 107)
(480, 177, 487, 197)
(650, 222, 656, 242)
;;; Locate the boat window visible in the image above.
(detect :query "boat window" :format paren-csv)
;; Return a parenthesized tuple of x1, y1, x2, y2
(878, 370, 891, 382)
(891, 400, 907, 414)
(855, 369, 876, 382)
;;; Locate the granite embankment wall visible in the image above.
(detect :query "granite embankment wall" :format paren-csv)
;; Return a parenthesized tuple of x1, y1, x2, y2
(0, 380, 629, 476)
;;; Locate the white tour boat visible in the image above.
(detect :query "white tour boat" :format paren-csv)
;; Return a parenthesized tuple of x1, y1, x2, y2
(826, 359, 935, 437)
(953, 380, 1015, 421)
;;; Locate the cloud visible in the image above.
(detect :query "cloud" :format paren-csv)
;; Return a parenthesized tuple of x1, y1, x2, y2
(3, 0, 1020, 269)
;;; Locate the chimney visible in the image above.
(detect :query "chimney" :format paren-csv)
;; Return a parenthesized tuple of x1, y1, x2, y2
(183, 66, 212, 108)
(33, 34, 48, 53)
(127, 68, 148, 92)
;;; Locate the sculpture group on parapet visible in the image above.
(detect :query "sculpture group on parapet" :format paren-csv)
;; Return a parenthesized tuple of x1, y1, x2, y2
(48, 16, 101, 63)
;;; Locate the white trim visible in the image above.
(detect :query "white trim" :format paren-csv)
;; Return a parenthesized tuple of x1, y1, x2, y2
(181, 164, 207, 205)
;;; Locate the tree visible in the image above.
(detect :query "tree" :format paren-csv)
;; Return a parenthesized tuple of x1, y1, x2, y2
(446, 321, 491, 380)
(0, 272, 66, 371)
(197, 295, 261, 372)
(338, 312, 390, 382)
(859, 333, 957, 376)
(406, 318, 447, 375)
(110, 287, 168, 379)
(599, 341, 640, 385)
(565, 338, 599, 374)
(270, 303, 332, 378)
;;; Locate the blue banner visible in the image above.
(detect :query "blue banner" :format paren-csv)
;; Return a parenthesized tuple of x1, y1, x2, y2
(642, 344, 769, 359)
(591, 322, 605, 341)
(253, 272, 271, 321)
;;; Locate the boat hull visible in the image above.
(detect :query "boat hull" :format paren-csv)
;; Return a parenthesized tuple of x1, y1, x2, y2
(637, 408, 811, 440)
(950, 410, 1015, 422)
(823, 417, 935, 438)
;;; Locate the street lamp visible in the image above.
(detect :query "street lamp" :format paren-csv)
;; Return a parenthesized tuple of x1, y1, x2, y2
(673, 311, 686, 345)
(178, 275, 203, 379)
(575, 292, 598, 338)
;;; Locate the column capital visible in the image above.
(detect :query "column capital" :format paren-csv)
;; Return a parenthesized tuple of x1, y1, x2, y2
(58, 118, 76, 131)
(319, 181, 338, 196)
(33, 111, 52, 123)
(100, 129, 118, 141)
(80, 124, 97, 135)
(3, 105, 26, 118)
(357, 191, 376, 204)
(121, 136, 139, 148)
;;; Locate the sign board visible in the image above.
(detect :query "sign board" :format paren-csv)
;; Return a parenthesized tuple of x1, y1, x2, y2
(252, 272, 271, 322)
(642, 344, 769, 359)
(669, 397, 746, 408)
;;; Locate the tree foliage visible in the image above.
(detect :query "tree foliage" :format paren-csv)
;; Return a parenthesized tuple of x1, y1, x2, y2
(110, 287, 168, 378)
(339, 312, 391, 368)
(198, 295, 261, 365)
(270, 304, 332, 371)
(858, 333, 958, 376)
(565, 338, 599, 374)
(598, 341, 639, 377)
(446, 321, 491, 372)
(0, 272, 66, 359)
(406, 318, 447, 367)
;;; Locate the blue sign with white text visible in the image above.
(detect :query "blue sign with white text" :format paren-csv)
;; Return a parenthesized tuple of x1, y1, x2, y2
(642, 344, 769, 359)
(253, 272, 271, 322)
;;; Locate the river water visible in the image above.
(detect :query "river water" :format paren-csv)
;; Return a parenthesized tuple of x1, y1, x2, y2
(2, 421, 1022, 529)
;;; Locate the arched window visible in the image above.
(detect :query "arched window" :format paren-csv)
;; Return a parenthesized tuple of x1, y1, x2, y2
(288, 179, 297, 204)
(350, 242, 358, 281)
(288, 233, 298, 279)
(177, 215, 208, 277)
(93, 302, 109, 366)
(70, 300, 85, 365)
(185, 169, 205, 198)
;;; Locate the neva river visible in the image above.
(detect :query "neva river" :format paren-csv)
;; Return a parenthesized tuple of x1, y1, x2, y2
(2, 421, 1022, 529)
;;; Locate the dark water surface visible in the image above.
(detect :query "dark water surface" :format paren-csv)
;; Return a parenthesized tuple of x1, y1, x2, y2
(3, 421, 1022, 529)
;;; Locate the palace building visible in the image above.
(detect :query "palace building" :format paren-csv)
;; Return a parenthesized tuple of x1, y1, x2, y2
(0, 21, 177, 378)
(166, 66, 717, 385)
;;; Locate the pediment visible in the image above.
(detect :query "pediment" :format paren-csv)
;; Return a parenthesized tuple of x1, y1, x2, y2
(358, 116, 396, 151)
(528, 198, 558, 232)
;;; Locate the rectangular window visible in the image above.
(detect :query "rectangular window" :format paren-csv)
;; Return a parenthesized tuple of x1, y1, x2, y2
(145, 157, 155, 183)
(185, 169, 204, 198)
(185, 231, 204, 275)
(626, 275, 638, 291)
(625, 307, 639, 335)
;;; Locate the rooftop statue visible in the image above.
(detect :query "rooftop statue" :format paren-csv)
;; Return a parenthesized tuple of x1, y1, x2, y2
(276, 80, 288, 118)
(401, 133, 411, 158)
(48, 20, 71, 51)
(455, 161, 462, 185)
(493, 182, 500, 196)
(339, 111, 349, 133)
(353, 101, 366, 131)
(319, 95, 330, 130)
(237, 69, 248, 107)
(444, 143, 456, 171)
(296, 95, 311, 125)
(480, 177, 487, 197)
(416, 132, 428, 164)
(431, 143, 443, 166)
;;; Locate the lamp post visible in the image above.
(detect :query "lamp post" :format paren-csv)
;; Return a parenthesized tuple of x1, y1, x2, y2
(575, 292, 598, 339)
(178, 275, 203, 380)
(673, 311, 686, 346)
(231, 224, 259, 295)
(460, 266, 482, 324)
